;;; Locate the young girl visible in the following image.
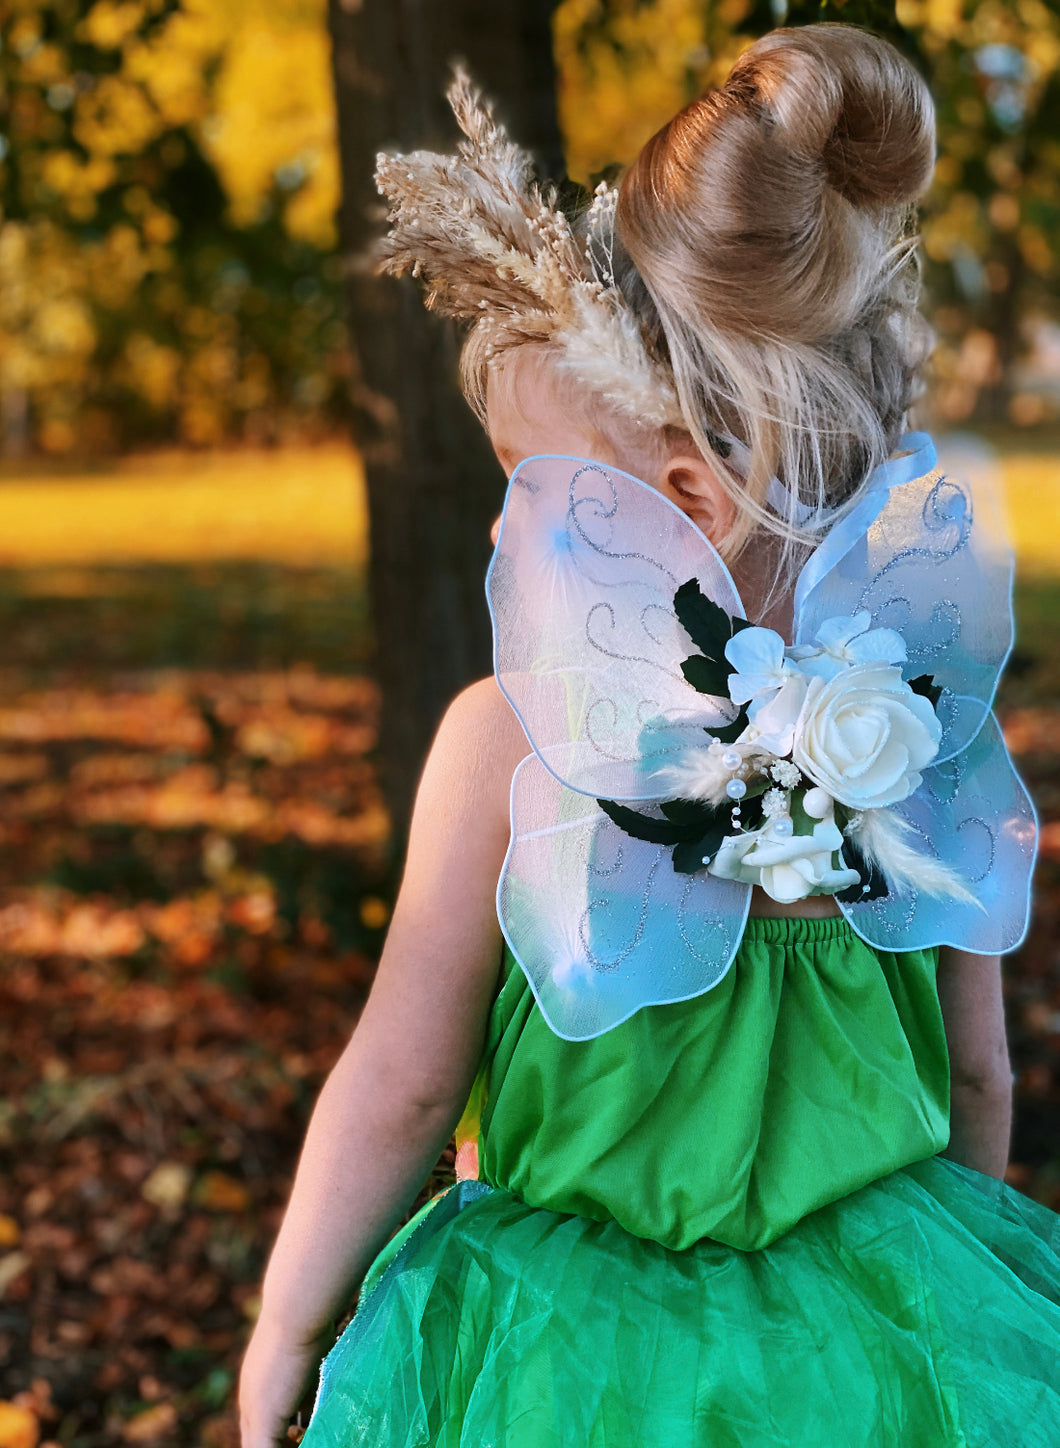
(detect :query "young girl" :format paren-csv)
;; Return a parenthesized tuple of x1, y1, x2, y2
(240, 25, 1060, 1447)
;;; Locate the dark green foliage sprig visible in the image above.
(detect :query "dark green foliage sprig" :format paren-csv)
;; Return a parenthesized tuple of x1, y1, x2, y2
(908, 674, 944, 708)
(834, 829, 890, 903)
(673, 577, 753, 692)
(596, 791, 767, 876)
(595, 577, 765, 873)
(673, 577, 754, 741)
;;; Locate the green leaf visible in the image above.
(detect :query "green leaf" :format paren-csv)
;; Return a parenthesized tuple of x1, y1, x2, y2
(659, 797, 722, 828)
(908, 673, 943, 708)
(835, 834, 889, 903)
(673, 818, 730, 874)
(680, 653, 731, 697)
(596, 797, 694, 845)
(673, 578, 731, 660)
(673, 578, 750, 659)
(671, 790, 766, 873)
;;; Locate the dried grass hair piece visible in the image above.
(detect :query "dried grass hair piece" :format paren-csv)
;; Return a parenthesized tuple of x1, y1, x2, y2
(374, 67, 682, 430)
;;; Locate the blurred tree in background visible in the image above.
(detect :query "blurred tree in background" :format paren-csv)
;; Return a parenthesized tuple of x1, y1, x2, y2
(0, 0, 347, 456)
(1, 0, 1058, 460)
(326, 0, 563, 844)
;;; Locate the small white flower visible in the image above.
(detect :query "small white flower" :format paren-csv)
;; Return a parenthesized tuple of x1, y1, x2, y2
(743, 672, 809, 756)
(761, 788, 788, 819)
(724, 627, 814, 755)
(725, 626, 791, 704)
(769, 760, 802, 789)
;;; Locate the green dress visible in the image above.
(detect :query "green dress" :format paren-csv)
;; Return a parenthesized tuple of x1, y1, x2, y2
(304, 916, 1060, 1446)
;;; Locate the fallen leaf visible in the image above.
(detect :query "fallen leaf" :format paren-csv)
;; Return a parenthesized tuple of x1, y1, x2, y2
(121, 1403, 178, 1444)
(0, 1252, 31, 1298)
(0, 1402, 39, 1448)
(141, 1163, 192, 1211)
(194, 1171, 250, 1213)
(200, 1410, 239, 1448)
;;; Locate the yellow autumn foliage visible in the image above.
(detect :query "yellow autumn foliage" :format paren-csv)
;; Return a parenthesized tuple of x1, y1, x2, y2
(0, 1402, 38, 1448)
(207, 8, 339, 245)
(11, 0, 339, 242)
(2, 0, 1059, 448)
(554, 0, 711, 180)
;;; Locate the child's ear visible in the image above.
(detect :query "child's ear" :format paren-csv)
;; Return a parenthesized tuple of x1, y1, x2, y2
(656, 452, 737, 545)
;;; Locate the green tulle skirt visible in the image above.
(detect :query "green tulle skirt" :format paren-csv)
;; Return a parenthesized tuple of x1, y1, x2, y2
(304, 1157, 1060, 1447)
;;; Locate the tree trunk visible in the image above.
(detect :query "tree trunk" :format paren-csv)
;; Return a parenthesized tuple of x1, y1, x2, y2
(327, 0, 563, 858)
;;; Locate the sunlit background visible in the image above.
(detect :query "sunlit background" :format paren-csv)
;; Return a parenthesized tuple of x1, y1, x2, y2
(0, 3, 1058, 1446)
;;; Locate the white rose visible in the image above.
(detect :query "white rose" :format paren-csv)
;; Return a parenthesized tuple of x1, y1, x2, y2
(792, 661, 941, 810)
(708, 818, 861, 904)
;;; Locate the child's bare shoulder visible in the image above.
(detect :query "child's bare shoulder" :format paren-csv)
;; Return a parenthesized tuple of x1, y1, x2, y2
(443, 671, 532, 776)
(443, 675, 528, 754)
(422, 676, 529, 825)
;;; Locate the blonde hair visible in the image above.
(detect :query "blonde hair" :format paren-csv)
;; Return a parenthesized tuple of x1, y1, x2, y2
(465, 24, 936, 569)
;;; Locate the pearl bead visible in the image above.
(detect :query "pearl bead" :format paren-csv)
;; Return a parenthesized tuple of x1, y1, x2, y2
(722, 749, 741, 770)
(726, 778, 747, 800)
(802, 786, 832, 819)
(772, 816, 794, 838)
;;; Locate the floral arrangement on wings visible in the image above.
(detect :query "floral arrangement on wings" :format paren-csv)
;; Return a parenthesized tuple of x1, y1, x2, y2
(486, 436, 1037, 1041)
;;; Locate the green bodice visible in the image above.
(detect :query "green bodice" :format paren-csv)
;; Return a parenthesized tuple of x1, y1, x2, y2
(472, 914, 948, 1250)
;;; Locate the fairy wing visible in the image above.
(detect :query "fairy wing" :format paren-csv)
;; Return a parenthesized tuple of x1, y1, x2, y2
(793, 433, 1013, 763)
(486, 454, 744, 802)
(837, 712, 1036, 954)
(490, 438, 1034, 1039)
(498, 751, 750, 1040)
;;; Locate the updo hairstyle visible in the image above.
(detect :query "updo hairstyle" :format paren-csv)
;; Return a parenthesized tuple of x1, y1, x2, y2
(614, 23, 936, 559)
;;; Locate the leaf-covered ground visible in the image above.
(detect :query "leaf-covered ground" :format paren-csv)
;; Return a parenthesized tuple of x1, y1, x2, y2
(0, 561, 1057, 1448)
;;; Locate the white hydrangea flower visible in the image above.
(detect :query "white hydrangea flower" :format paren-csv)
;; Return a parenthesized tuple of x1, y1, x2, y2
(788, 612, 907, 682)
(761, 788, 789, 819)
(769, 760, 802, 789)
(724, 627, 808, 755)
(724, 626, 792, 704)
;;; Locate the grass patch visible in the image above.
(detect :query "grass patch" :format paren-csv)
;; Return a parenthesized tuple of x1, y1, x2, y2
(0, 444, 367, 568)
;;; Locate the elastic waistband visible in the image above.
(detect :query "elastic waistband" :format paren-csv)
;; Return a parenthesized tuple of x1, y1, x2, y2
(740, 912, 856, 946)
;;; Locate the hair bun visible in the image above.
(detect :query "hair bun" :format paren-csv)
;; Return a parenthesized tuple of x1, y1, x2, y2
(726, 24, 935, 210)
(615, 22, 937, 562)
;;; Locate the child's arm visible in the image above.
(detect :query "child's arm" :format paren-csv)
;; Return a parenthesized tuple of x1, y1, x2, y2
(239, 679, 527, 1448)
(935, 948, 1012, 1179)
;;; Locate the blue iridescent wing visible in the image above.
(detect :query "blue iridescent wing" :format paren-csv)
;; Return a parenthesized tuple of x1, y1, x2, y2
(487, 454, 744, 802)
(794, 435, 1013, 764)
(498, 752, 751, 1040)
(837, 713, 1036, 953)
